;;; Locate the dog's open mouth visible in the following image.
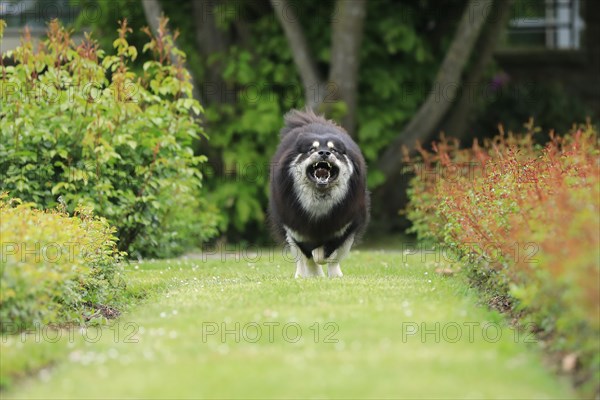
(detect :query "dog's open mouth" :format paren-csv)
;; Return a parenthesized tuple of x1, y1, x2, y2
(307, 161, 339, 186)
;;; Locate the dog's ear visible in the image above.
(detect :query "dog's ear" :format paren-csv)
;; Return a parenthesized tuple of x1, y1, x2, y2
(280, 108, 319, 137)
(280, 108, 335, 138)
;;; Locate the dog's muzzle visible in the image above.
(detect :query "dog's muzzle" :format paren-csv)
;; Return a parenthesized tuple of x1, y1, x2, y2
(307, 157, 340, 187)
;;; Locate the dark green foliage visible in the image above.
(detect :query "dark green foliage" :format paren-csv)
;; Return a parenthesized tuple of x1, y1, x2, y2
(72, 0, 594, 243)
(472, 81, 595, 138)
(78, 0, 459, 241)
(202, 15, 304, 240)
(166, 0, 457, 240)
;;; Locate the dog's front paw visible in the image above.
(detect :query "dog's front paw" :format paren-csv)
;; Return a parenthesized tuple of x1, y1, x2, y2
(312, 247, 326, 265)
(328, 263, 343, 278)
(313, 247, 339, 265)
(296, 259, 325, 278)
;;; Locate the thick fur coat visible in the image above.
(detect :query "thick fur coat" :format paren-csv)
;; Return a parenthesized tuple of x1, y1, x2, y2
(269, 108, 369, 277)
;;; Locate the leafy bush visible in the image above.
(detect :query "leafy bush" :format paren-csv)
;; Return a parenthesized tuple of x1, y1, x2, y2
(0, 193, 125, 331)
(0, 19, 219, 257)
(405, 123, 600, 396)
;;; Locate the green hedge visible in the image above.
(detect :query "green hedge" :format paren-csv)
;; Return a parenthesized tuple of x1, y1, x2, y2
(0, 194, 125, 331)
(405, 125, 600, 396)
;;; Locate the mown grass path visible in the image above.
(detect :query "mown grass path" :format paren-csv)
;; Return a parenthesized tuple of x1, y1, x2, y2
(2, 250, 574, 398)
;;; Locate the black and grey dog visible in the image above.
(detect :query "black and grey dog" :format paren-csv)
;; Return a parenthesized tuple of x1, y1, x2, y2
(269, 108, 369, 277)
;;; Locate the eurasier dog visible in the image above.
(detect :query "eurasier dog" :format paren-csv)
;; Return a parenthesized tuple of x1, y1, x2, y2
(269, 109, 369, 278)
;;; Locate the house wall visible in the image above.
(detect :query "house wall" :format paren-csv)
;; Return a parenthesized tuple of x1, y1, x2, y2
(494, 0, 600, 117)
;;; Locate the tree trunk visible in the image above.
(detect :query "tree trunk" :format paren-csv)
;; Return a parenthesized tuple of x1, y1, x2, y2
(328, 0, 367, 135)
(141, 0, 202, 102)
(269, 0, 322, 109)
(439, 0, 513, 138)
(270, 0, 367, 136)
(372, 0, 495, 232)
(191, 0, 230, 105)
(377, 0, 494, 177)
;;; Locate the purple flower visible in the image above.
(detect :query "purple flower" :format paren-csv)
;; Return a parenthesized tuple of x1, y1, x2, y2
(490, 72, 510, 91)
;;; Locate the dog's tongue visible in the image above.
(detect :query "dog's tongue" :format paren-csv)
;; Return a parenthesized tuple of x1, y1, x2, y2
(315, 168, 329, 180)
(314, 168, 331, 184)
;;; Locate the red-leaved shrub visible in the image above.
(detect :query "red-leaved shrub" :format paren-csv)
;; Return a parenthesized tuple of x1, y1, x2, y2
(406, 122, 599, 395)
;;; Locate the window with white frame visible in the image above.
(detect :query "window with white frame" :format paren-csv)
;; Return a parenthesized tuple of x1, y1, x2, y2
(507, 0, 585, 49)
(0, 0, 81, 52)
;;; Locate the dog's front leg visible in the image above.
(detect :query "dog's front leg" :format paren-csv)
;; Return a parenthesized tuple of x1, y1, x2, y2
(327, 263, 343, 277)
(304, 258, 325, 277)
(288, 239, 323, 278)
(294, 258, 306, 278)
(290, 244, 309, 278)
(326, 234, 355, 278)
(294, 256, 324, 278)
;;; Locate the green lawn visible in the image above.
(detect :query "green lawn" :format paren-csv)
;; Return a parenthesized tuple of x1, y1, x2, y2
(1, 249, 575, 399)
